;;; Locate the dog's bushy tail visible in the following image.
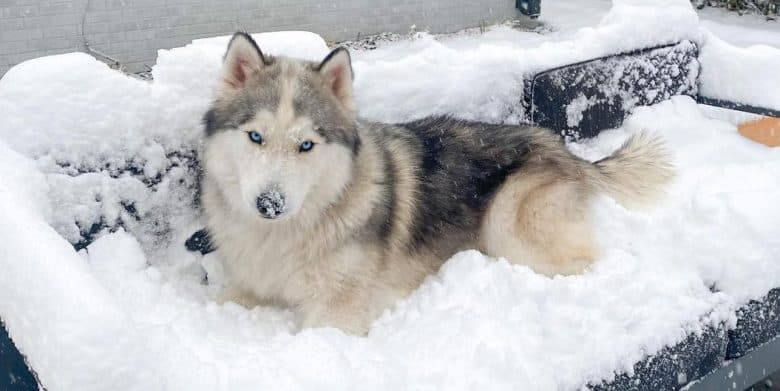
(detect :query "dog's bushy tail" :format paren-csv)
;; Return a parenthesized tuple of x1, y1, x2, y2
(590, 131, 674, 209)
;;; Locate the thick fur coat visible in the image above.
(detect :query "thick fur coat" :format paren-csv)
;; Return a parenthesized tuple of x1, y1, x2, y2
(200, 33, 673, 334)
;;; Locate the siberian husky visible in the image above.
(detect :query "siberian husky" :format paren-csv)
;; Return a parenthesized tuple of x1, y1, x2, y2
(199, 32, 673, 335)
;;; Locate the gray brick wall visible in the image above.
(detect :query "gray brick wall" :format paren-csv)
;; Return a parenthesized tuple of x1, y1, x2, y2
(0, 0, 520, 76)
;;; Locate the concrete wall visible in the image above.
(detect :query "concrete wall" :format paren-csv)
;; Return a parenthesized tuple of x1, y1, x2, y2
(0, 0, 520, 76)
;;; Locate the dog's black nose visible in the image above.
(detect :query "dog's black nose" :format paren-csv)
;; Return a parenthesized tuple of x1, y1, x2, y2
(256, 189, 286, 219)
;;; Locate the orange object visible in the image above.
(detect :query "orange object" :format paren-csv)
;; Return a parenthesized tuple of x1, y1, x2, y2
(738, 117, 780, 147)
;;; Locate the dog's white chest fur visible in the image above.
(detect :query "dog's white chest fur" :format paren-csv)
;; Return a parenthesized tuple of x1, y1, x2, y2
(206, 209, 390, 334)
(214, 220, 327, 303)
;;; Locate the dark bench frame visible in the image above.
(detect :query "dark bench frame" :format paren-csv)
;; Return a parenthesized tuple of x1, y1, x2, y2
(516, 0, 541, 19)
(1, 322, 38, 390)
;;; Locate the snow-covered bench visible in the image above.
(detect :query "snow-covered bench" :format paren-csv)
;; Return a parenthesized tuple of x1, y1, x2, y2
(2, 1, 780, 389)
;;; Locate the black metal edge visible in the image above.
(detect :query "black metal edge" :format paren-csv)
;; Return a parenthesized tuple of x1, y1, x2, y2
(524, 40, 779, 136)
(516, 0, 541, 18)
(696, 96, 780, 119)
(525, 40, 698, 125)
(685, 336, 780, 391)
(588, 324, 728, 391)
(1, 319, 40, 390)
(727, 288, 780, 359)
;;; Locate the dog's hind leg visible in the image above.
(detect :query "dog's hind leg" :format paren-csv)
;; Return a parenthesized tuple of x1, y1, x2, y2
(482, 171, 598, 276)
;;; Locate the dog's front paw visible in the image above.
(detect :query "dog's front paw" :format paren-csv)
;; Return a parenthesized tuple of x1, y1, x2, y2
(185, 228, 216, 255)
(217, 286, 260, 308)
(299, 309, 371, 336)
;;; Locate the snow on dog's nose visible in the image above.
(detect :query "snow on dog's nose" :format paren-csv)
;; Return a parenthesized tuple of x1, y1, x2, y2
(256, 187, 287, 219)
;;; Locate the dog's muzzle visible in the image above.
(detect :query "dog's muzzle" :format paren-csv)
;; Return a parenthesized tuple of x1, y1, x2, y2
(256, 188, 287, 219)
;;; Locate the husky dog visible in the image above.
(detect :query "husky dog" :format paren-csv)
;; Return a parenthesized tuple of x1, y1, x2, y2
(200, 32, 673, 335)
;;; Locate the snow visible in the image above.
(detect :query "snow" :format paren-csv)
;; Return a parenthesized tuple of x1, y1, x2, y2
(0, 145, 160, 390)
(566, 93, 597, 127)
(352, 0, 699, 123)
(698, 31, 780, 111)
(0, 2, 779, 390)
(697, 2, 780, 111)
(697, 7, 780, 49)
(540, 0, 780, 50)
(539, 0, 780, 112)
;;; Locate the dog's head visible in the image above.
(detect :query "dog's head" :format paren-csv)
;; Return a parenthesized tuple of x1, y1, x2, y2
(203, 32, 359, 222)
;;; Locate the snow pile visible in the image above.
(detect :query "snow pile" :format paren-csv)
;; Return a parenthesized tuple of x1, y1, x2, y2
(698, 30, 780, 111)
(1, 2, 780, 390)
(0, 144, 160, 389)
(0, 31, 329, 255)
(352, 0, 700, 123)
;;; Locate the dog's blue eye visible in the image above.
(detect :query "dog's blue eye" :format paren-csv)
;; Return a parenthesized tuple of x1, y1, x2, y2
(247, 130, 263, 144)
(299, 140, 314, 152)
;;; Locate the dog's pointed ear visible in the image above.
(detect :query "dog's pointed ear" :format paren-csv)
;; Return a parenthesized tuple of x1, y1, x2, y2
(317, 47, 353, 109)
(221, 32, 266, 91)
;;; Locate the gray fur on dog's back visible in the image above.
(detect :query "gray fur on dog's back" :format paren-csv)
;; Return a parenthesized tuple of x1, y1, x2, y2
(377, 117, 534, 258)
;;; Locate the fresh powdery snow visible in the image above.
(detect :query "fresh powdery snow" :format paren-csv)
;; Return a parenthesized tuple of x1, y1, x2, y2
(698, 31, 780, 110)
(1, 1, 779, 390)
